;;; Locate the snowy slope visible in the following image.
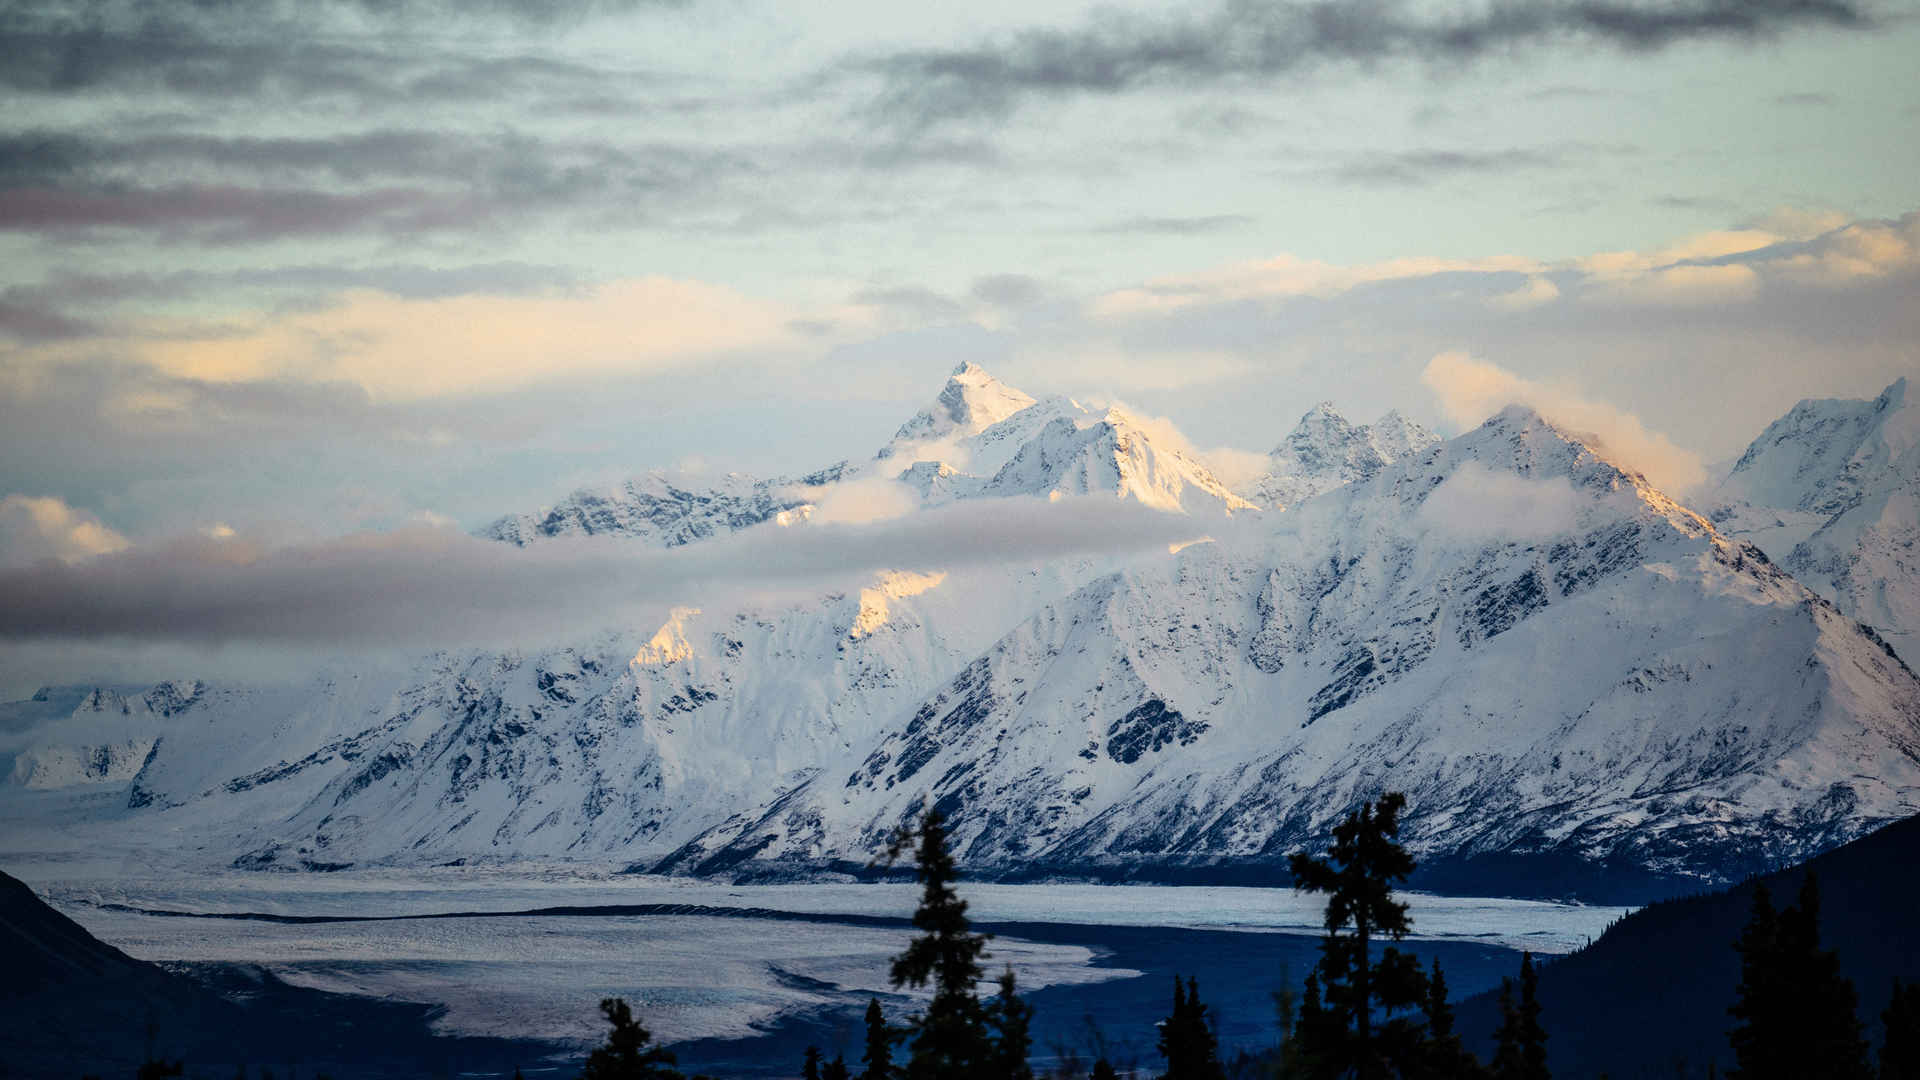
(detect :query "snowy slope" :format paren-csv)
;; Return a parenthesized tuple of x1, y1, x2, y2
(661, 406, 1920, 886)
(1249, 404, 1440, 509)
(1709, 378, 1918, 658)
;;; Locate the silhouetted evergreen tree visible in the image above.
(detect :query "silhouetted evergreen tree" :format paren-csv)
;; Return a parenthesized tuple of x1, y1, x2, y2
(804, 1046, 824, 1080)
(1284, 968, 1341, 1077)
(135, 1059, 183, 1080)
(986, 967, 1036, 1080)
(861, 997, 897, 1080)
(1726, 884, 1779, 1079)
(823, 1053, 852, 1080)
(1420, 958, 1482, 1078)
(1488, 953, 1547, 1080)
(1289, 792, 1430, 1079)
(1156, 975, 1224, 1080)
(1089, 1059, 1119, 1080)
(889, 809, 993, 1080)
(1727, 875, 1870, 1080)
(580, 997, 683, 1080)
(1884, 979, 1920, 1080)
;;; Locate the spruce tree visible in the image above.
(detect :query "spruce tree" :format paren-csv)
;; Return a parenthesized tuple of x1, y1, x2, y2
(986, 967, 1036, 1080)
(1726, 884, 1779, 1080)
(823, 1054, 852, 1080)
(1158, 976, 1191, 1077)
(1515, 953, 1548, 1080)
(1421, 958, 1482, 1078)
(1089, 1060, 1119, 1080)
(1489, 953, 1547, 1080)
(1157, 976, 1224, 1080)
(1490, 978, 1519, 1080)
(804, 1046, 824, 1080)
(1884, 979, 1920, 1080)
(1289, 792, 1431, 1080)
(1727, 874, 1870, 1080)
(889, 809, 993, 1080)
(861, 998, 897, 1080)
(579, 997, 684, 1080)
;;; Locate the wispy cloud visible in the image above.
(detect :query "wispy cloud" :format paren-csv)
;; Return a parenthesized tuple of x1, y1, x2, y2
(857, 0, 1874, 126)
(1325, 147, 1578, 188)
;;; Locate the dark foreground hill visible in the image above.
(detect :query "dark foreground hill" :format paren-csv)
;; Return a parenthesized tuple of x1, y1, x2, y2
(1456, 812, 1920, 1079)
(0, 869, 559, 1078)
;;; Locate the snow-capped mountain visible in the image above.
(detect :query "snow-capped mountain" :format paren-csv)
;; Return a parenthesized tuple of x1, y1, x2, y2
(1709, 378, 1917, 658)
(1250, 404, 1440, 509)
(4, 365, 1918, 898)
(484, 363, 1253, 550)
(655, 404, 1920, 885)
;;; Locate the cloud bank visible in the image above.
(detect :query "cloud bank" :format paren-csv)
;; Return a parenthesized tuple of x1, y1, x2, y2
(0, 496, 1202, 646)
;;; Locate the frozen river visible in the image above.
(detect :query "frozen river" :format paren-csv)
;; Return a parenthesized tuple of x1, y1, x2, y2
(13, 863, 1630, 1075)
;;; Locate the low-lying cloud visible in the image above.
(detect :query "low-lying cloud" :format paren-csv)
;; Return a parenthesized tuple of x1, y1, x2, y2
(0, 495, 1203, 647)
(1417, 462, 1587, 541)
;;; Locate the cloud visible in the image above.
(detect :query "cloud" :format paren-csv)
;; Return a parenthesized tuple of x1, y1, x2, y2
(1326, 148, 1572, 188)
(969, 274, 1048, 310)
(0, 184, 486, 243)
(37, 277, 796, 398)
(0, 4, 661, 103)
(1416, 462, 1586, 541)
(1738, 206, 1849, 240)
(1090, 252, 1543, 318)
(0, 494, 129, 567)
(1195, 447, 1273, 492)
(858, 0, 1874, 125)
(1586, 261, 1762, 306)
(783, 474, 921, 526)
(0, 496, 1202, 646)
(1421, 351, 1708, 494)
(1086, 214, 1256, 236)
(1765, 211, 1920, 284)
(1487, 275, 1561, 311)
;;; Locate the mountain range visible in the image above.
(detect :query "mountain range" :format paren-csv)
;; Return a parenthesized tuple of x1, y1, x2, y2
(3, 364, 1917, 900)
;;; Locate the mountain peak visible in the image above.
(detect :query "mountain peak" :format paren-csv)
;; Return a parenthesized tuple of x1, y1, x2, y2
(1721, 376, 1916, 515)
(1251, 402, 1438, 508)
(886, 363, 1038, 452)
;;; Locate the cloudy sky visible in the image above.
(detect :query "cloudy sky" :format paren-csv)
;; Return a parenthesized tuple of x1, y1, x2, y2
(0, 0, 1916, 633)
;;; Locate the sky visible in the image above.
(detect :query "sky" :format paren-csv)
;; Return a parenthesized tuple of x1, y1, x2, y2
(0, 0, 1917, 692)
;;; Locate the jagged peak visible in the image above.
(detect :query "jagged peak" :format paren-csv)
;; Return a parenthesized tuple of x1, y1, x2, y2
(886, 363, 1038, 451)
(1878, 375, 1909, 411)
